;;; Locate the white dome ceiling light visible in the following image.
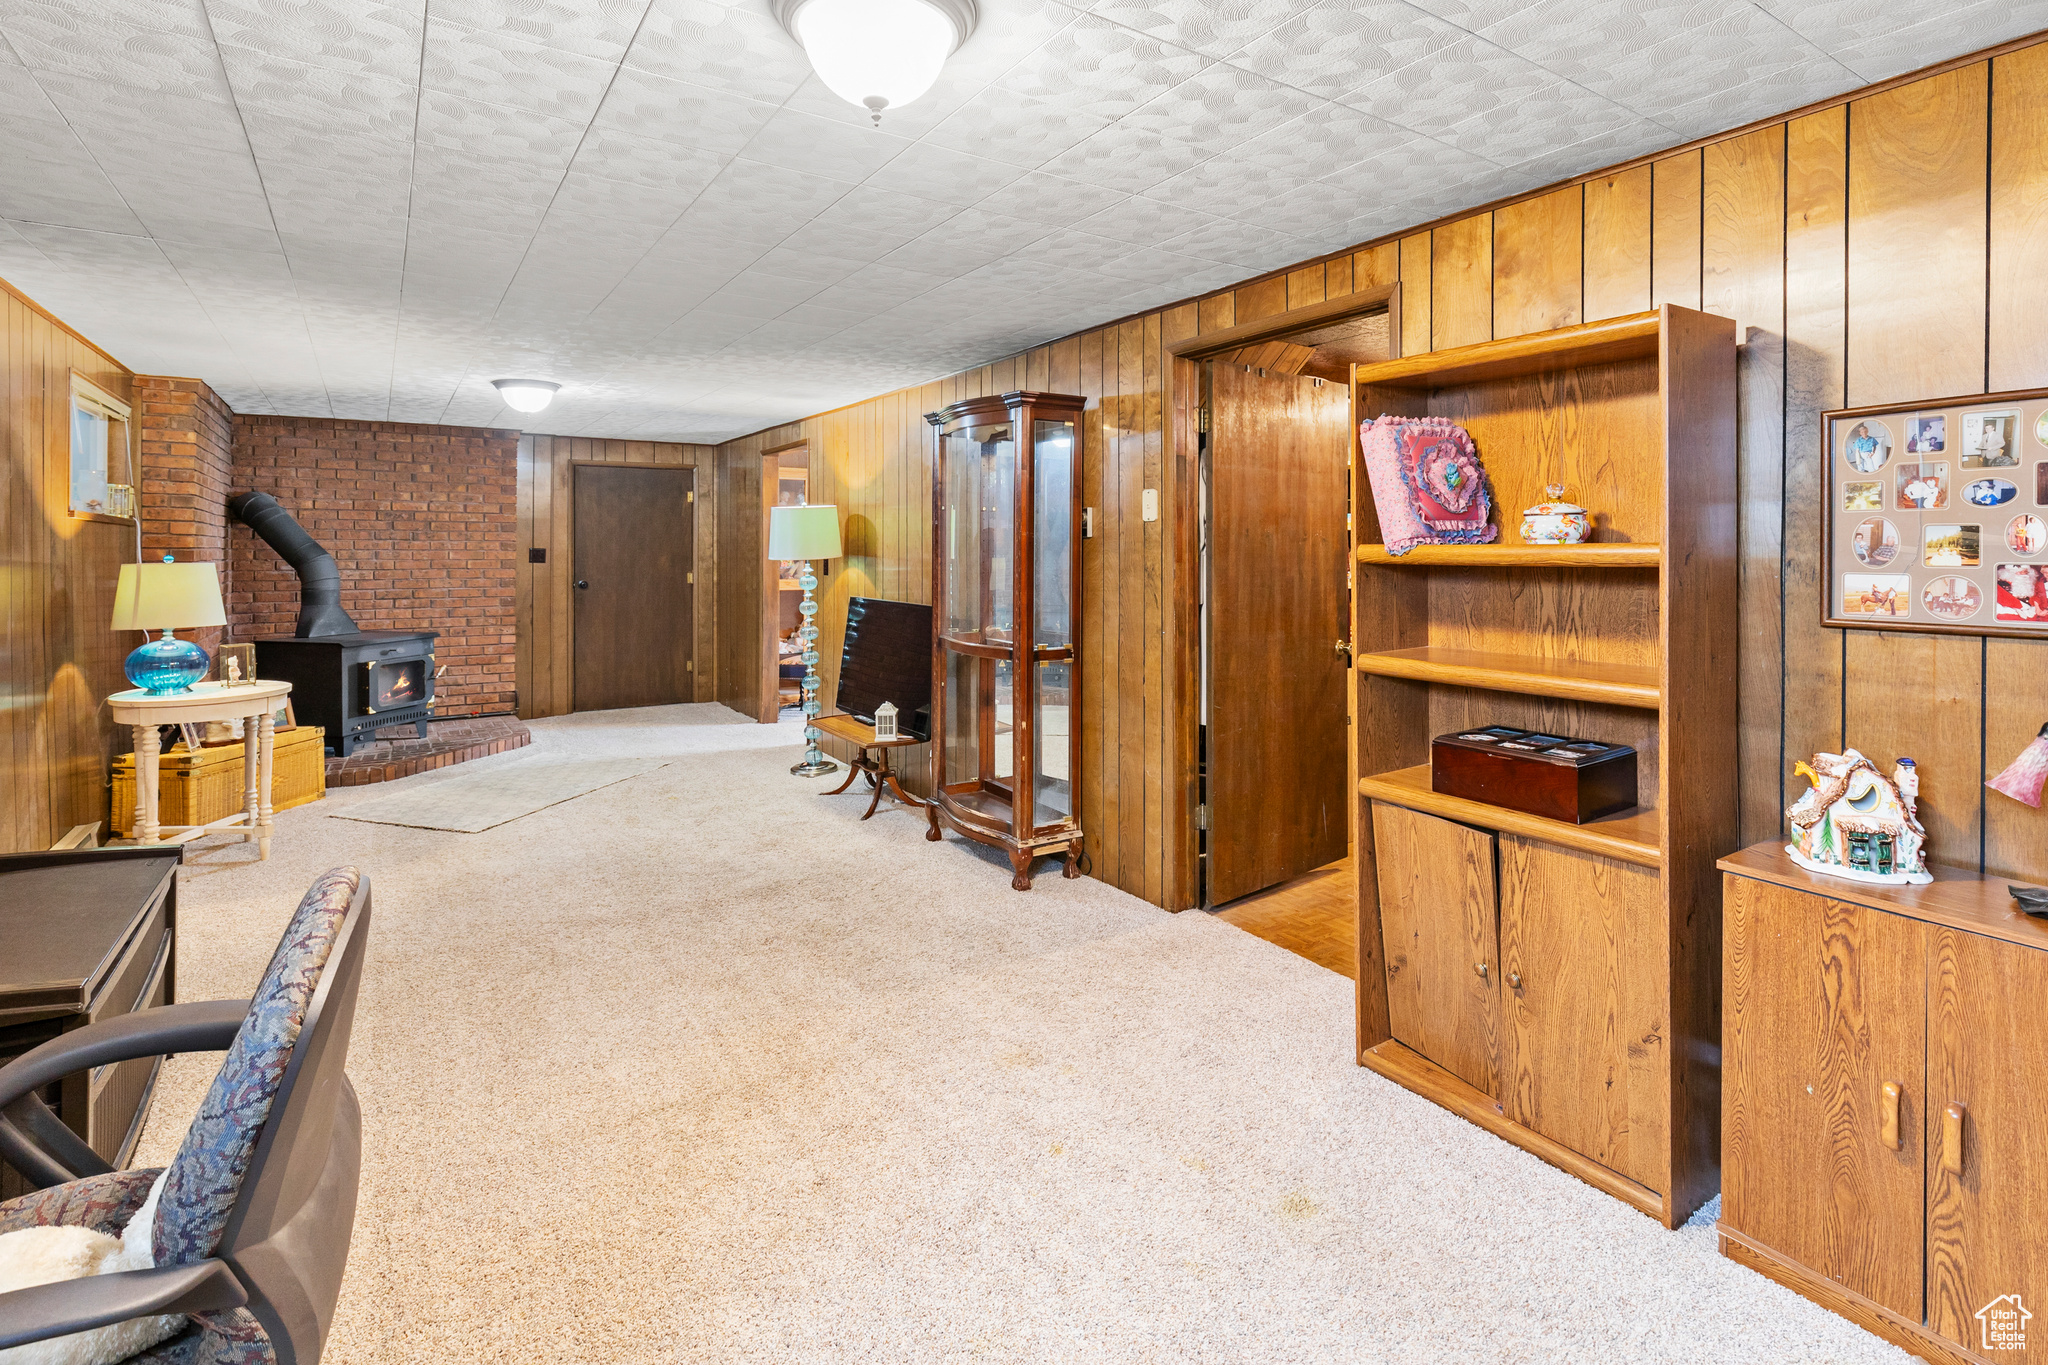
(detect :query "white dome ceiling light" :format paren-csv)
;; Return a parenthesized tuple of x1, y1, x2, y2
(771, 0, 977, 126)
(492, 379, 560, 413)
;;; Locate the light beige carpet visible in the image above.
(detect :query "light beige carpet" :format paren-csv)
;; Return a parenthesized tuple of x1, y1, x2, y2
(136, 703, 1912, 1364)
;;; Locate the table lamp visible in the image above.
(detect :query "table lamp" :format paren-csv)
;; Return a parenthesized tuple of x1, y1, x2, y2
(111, 555, 228, 695)
(768, 504, 841, 777)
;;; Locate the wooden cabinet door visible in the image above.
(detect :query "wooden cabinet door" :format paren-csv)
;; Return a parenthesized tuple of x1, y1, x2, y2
(1372, 802, 1498, 1095)
(1927, 929, 2048, 1354)
(1721, 874, 1927, 1321)
(1497, 836, 1666, 1191)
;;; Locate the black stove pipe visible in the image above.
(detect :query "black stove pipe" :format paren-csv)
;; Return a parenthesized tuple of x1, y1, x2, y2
(227, 490, 360, 638)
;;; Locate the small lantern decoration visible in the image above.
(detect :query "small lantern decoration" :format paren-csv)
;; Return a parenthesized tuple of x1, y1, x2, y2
(874, 700, 898, 741)
(1785, 749, 1931, 885)
(1520, 484, 1591, 544)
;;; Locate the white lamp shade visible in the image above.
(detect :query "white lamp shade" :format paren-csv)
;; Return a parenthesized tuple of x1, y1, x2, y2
(492, 379, 559, 413)
(111, 561, 227, 632)
(768, 504, 842, 560)
(795, 0, 955, 114)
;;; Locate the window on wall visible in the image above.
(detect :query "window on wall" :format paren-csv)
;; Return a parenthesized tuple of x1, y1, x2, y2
(69, 373, 134, 521)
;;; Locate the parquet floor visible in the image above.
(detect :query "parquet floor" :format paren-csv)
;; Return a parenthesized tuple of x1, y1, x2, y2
(1210, 854, 1356, 979)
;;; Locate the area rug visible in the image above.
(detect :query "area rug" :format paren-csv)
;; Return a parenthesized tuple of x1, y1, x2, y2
(330, 755, 667, 832)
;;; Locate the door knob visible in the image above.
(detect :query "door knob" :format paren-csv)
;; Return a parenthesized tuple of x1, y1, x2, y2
(1334, 639, 1352, 660)
(575, 579, 590, 589)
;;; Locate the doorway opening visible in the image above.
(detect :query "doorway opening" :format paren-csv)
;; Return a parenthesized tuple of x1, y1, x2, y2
(765, 445, 811, 718)
(1189, 302, 1393, 966)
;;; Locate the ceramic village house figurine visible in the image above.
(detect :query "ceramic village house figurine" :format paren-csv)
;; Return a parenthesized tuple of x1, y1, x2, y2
(1785, 749, 1932, 885)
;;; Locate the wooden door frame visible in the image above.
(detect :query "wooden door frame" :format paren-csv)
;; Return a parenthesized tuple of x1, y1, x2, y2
(756, 440, 809, 724)
(1163, 280, 1399, 911)
(569, 461, 695, 713)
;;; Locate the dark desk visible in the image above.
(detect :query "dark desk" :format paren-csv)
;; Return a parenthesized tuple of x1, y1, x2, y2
(0, 846, 180, 1197)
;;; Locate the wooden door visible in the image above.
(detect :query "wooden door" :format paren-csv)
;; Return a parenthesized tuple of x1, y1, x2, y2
(1206, 362, 1351, 905)
(1927, 929, 2048, 1353)
(572, 465, 694, 712)
(1372, 802, 1498, 1094)
(1722, 874, 1927, 1320)
(1497, 836, 1667, 1190)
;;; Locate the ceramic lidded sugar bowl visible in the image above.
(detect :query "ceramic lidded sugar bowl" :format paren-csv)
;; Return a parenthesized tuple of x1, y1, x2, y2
(1520, 484, 1591, 544)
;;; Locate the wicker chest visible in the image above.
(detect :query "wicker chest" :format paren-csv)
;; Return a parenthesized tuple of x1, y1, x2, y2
(113, 725, 327, 836)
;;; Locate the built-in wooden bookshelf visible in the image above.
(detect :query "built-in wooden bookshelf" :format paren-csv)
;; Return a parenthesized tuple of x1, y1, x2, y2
(1351, 305, 1737, 1229)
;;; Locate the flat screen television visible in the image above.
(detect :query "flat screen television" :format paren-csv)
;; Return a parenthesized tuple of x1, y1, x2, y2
(834, 597, 932, 741)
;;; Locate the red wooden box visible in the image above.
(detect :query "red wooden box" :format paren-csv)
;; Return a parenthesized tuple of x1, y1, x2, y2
(1430, 726, 1638, 825)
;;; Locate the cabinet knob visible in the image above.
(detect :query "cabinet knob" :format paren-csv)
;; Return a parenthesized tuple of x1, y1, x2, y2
(1943, 1101, 1967, 1175)
(1507, 971, 1522, 989)
(575, 579, 590, 589)
(1879, 1080, 1902, 1150)
(1474, 962, 1488, 979)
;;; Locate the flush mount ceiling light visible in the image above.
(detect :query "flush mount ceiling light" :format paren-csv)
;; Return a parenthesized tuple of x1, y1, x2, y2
(771, 0, 977, 125)
(492, 379, 559, 413)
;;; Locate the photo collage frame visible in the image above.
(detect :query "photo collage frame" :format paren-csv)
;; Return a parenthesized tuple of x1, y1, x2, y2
(1824, 386, 2048, 637)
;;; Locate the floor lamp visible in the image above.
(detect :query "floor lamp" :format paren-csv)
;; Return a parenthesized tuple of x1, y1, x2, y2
(768, 503, 841, 777)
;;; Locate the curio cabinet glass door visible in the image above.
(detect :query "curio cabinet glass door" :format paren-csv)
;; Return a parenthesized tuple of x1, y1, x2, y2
(925, 391, 1086, 889)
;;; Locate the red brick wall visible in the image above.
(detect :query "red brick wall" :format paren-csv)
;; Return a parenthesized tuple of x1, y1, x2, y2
(228, 416, 519, 716)
(136, 376, 236, 657)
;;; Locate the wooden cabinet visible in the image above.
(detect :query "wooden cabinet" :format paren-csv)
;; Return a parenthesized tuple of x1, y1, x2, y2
(1373, 803, 1497, 1095)
(0, 847, 180, 1200)
(1353, 306, 1737, 1228)
(1720, 844, 2048, 1365)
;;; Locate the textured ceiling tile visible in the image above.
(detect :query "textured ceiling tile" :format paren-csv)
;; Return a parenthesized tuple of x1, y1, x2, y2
(591, 65, 781, 154)
(1649, 61, 1854, 142)
(925, 88, 1113, 167)
(1403, 0, 1548, 29)
(0, 5, 230, 96)
(1153, 216, 1307, 269)
(426, 0, 650, 60)
(779, 69, 985, 140)
(1115, 62, 1324, 155)
(968, 171, 1129, 227)
(1224, 0, 1467, 97)
(1824, 0, 2048, 82)
(816, 184, 962, 239)
(1247, 183, 1374, 239)
(1318, 126, 1499, 194)
(735, 107, 913, 185)
(1037, 120, 1212, 191)
(1432, 77, 1650, 166)
(1002, 225, 1144, 271)
(208, 0, 424, 82)
(857, 141, 1027, 207)
(1340, 33, 1567, 144)
(221, 47, 419, 142)
(1071, 195, 1210, 248)
(1084, 0, 1319, 59)
(421, 17, 616, 121)
(625, 0, 811, 99)
(23, 0, 212, 40)
(992, 13, 1210, 120)
(568, 124, 729, 191)
(1094, 243, 1224, 284)
(416, 89, 587, 165)
(1143, 150, 1319, 206)
(34, 73, 251, 153)
(0, 180, 149, 236)
(545, 167, 711, 226)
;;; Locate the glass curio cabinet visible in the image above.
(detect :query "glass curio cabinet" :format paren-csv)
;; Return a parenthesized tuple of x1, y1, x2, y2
(925, 391, 1086, 890)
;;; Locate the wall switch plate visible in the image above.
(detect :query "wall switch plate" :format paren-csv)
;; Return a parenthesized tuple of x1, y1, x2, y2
(528, 547, 546, 563)
(1142, 489, 1159, 522)
(1082, 507, 1094, 538)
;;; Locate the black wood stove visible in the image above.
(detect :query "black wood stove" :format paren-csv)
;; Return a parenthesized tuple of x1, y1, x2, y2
(229, 491, 438, 757)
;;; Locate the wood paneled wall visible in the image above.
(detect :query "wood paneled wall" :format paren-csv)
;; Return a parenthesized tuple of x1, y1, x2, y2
(1, 275, 136, 852)
(707, 35, 2048, 904)
(516, 435, 719, 718)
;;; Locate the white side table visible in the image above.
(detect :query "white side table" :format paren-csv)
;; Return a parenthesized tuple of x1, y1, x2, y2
(107, 679, 293, 859)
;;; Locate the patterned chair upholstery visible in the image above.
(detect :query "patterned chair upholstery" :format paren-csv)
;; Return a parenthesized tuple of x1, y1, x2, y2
(0, 867, 362, 1365)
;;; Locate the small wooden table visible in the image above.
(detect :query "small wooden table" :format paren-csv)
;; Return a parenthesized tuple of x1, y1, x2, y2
(813, 713, 925, 819)
(107, 679, 291, 858)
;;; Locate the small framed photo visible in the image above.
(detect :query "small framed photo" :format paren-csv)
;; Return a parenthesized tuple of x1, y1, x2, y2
(272, 698, 296, 732)
(1843, 480, 1883, 511)
(1896, 462, 1948, 510)
(1996, 563, 2048, 622)
(1923, 575, 1983, 621)
(2006, 514, 2045, 555)
(1842, 418, 1893, 472)
(1964, 475, 2019, 508)
(2036, 461, 2048, 506)
(1961, 410, 2021, 468)
(1850, 516, 1900, 568)
(1922, 523, 1980, 568)
(214, 643, 256, 684)
(1906, 414, 1946, 454)
(178, 722, 205, 753)
(1843, 573, 1911, 618)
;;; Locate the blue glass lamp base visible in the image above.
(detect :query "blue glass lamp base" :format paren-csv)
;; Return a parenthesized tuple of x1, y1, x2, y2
(125, 631, 210, 695)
